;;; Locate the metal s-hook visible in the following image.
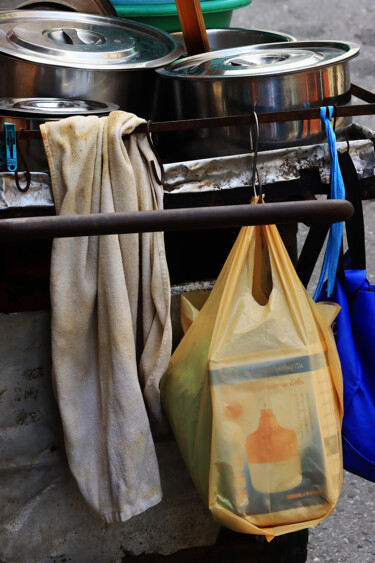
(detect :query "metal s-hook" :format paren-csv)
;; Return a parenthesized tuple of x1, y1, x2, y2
(343, 128, 350, 153)
(145, 120, 165, 186)
(14, 129, 31, 193)
(249, 111, 262, 200)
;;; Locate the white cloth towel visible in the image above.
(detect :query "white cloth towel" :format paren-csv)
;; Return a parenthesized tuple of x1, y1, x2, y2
(40, 111, 172, 523)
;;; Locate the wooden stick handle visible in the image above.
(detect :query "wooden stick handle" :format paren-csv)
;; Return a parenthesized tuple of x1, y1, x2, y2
(175, 0, 210, 56)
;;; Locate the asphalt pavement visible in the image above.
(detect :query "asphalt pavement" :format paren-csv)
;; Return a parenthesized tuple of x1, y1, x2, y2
(231, 3, 375, 561)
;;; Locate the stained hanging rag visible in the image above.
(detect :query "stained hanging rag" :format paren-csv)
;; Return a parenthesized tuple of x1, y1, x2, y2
(40, 111, 172, 524)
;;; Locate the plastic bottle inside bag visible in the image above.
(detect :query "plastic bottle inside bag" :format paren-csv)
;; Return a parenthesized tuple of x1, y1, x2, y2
(246, 408, 302, 494)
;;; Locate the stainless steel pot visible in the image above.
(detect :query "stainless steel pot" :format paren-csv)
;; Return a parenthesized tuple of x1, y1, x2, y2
(0, 97, 119, 171)
(0, 10, 183, 117)
(172, 27, 296, 52)
(153, 41, 360, 162)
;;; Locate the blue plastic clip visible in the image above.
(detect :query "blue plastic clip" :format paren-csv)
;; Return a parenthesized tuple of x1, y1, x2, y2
(4, 123, 17, 172)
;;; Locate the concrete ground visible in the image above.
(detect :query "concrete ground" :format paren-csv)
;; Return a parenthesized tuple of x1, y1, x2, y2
(232, 3, 375, 561)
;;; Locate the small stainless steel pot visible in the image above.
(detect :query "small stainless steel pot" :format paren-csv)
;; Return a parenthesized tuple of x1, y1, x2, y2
(153, 41, 360, 162)
(172, 27, 296, 52)
(0, 10, 183, 117)
(0, 97, 119, 171)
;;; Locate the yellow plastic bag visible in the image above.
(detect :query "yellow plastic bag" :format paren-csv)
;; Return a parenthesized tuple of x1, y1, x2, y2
(160, 213, 343, 541)
(180, 291, 210, 335)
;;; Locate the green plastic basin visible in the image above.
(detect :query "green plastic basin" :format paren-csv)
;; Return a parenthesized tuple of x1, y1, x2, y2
(113, 0, 252, 32)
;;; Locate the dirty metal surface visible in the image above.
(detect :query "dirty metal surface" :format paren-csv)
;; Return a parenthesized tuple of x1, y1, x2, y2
(164, 137, 375, 194)
(0, 125, 374, 212)
(0, 172, 52, 210)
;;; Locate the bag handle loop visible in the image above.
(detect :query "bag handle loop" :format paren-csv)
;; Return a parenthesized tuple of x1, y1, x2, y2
(313, 106, 345, 300)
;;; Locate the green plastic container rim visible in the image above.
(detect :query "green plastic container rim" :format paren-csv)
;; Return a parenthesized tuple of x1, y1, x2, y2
(114, 0, 251, 16)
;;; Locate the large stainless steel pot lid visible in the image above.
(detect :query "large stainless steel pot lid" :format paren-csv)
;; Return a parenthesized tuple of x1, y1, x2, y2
(157, 40, 360, 78)
(0, 10, 183, 69)
(0, 97, 119, 114)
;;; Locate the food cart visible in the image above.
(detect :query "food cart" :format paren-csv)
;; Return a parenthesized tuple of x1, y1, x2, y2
(0, 6, 374, 563)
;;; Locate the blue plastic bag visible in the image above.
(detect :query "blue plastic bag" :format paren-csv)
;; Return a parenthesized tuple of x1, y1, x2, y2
(314, 107, 345, 299)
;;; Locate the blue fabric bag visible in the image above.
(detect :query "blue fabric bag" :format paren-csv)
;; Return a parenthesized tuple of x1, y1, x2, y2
(334, 268, 375, 482)
(315, 126, 375, 481)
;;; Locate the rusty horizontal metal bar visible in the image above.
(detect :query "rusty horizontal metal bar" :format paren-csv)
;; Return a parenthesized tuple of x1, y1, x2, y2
(134, 104, 375, 135)
(0, 200, 353, 241)
(2, 84, 374, 141)
(350, 83, 375, 104)
(5, 108, 375, 140)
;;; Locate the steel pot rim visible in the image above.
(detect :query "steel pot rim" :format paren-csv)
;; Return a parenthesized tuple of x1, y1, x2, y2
(157, 40, 360, 80)
(0, 97, 120, 116)
(172, 27, 297, 44)
(0, 9, 183, 70)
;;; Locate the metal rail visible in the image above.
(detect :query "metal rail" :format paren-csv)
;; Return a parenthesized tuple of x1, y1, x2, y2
(0, 200, 353, 241)
(1, 84, 374, 141)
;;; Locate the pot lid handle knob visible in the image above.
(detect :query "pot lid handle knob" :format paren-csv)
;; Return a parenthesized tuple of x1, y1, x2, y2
(49, 28, 105, 47)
